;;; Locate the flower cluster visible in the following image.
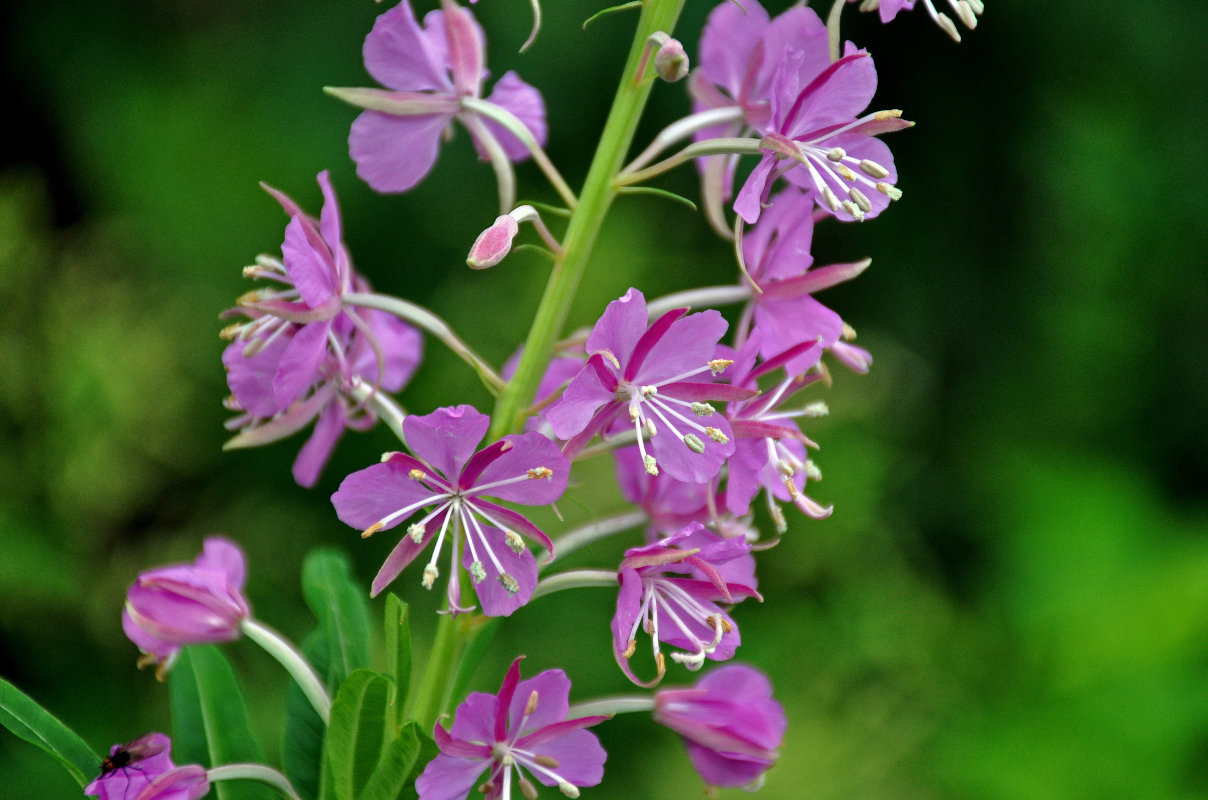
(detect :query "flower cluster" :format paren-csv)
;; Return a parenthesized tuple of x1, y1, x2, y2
(24, 2, 987, 800)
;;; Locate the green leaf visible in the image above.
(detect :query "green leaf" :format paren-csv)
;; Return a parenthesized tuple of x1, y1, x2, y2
(301, 549, 371, 688)
(616, 185, 699, 212)
(283, 630, 331, 800)
(0, 675, 98, 787)
(383, 594, 412, 730)
(326, 670, 391, 800)
(170, 646, 272, 800)
(582, 0, 641, 29)
(358, 722, 431, 800)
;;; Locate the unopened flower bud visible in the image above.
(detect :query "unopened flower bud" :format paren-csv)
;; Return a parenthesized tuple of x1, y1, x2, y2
(653, 37, 689, 82)
(467, 215, 520, 269)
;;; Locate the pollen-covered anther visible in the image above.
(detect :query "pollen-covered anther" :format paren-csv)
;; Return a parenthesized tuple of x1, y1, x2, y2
(558, 781, 580, 799)
(643, 454, 659, 476)
(690, 402, 716, 417)
(842, 322, 858, 341)
(468, 560, 487, 584)
(499, 572, 520, 595)
(875, 109, 904, 121)
(623, 639, 637, 658)
(770, 502, 788, 534)
(803, 400, 829, 417)
(408, 523, 426, 543)
(777, 460, 797, 477)
(683, 433, 706, 454)
(876, 182, 903, 201)
(408, 468, 426, 480)
(519, 778, 539, 800)
(822, 186, 841, 212)
(826, 146, 846, 162)
(708, 358, 734, 375)
(836, 163, 856, 182)
(362, 521, 385, 539)
(478, 781, 493, 795)
(534, 755, 560, 769)
(526, 466, 553, 480)
(628, 405, 641, 422)
(842, 200, 865, 220)
(716, 615, 734, 634)
(645, 418, 658, 438)
(656, 652, 666, 677)
(783, 476, 800, 499)
(704, 427, 728, 444)
(639, 384, 658, 399)
(860, 158, 890, 179)
(805, 460, 823, 482)
(421, 564, 439, 589)
(849, 187, 873, 213)
(218, 322, 242, 341)
(505, 530, 526, 554)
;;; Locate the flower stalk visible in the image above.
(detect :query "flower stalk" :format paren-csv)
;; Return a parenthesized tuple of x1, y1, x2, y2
(239, 619, 331, 724)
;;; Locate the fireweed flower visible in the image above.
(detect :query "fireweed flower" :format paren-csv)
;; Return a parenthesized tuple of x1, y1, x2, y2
(122, 538, 250, 671)
(332, 405, 567, 615)
(688, 0, 830, 228)
(545, 288, 753, 484)
(653, 665, 786, 789)
(612, 522, 760, 686)
(734, 46, 911, 225)
(221, 171, 422, 486)
(333, 0, 547, 198)
(86, 734, 210, 800)
(722, 333, 833, 530)
(416, 658, 607, 800)
(739, 188, 871, 374)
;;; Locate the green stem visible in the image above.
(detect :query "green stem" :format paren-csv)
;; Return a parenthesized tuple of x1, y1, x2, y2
(240, 619, 331, 724)
(207, 764, 303, 800)
(488, 0, 688, 440)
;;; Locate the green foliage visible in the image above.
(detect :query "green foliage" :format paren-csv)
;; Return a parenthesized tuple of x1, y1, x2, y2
(301, 550, 372, 687)
(383, 594, 412, 730)
(169, 647, 272, 800)
(0, 676, 97, 787)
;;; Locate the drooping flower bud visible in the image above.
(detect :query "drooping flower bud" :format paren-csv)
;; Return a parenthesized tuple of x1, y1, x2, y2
(653, 665, 786, 788)
(122, 538, 250, 672)
(467, 214, 520, 269)
(653, 36, 689, 82)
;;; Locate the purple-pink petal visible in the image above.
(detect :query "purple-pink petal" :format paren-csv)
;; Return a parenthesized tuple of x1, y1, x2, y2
(480, 72, 548, 161)
(415, 752, 489, 800)
(272, 319, 331, 410)
(350, 110, 452, 194)
(363, 0, 452, 92)
(461, 529, 537, 616)
(281, 216, 337, 309)
(632, 310, 728, 385)
(544, 359, 617, 440)
(523, 728, 606, 788)
(223, 335, 290, 418)
(449, 691, 501, 745)
(469, 432, 568, 505)
(369, 514, 443, 597)
(583, 287, 648, 367)
(404, 405, 490, 482)
(291, 399, 346, 489)
(331, 453, 445, 532)
(507, 669, 571, 735)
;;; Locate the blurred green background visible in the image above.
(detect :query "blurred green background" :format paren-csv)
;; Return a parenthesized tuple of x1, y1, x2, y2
(2, 0, 1206, 797)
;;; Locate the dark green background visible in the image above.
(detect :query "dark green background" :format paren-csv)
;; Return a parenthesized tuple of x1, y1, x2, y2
(2, 0, 1206, 797)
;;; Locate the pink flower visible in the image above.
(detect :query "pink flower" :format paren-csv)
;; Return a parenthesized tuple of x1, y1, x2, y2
(653, 665, 786, 788)
(221, 171, 422, 487)
(340, 0, 547, 194)
(545, 289, 754, 483)
(612, 523, 760, 686)
(85, 733, 210, 800)
(416, 658, 607, 800)
(122, 539, 249, 670)
(734, 47, 910, 224)
(331, 405, 567, 615)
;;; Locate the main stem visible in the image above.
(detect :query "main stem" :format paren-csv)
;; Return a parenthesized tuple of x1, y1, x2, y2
(416, 0, 688, 729)
(489, 0, 688, 441)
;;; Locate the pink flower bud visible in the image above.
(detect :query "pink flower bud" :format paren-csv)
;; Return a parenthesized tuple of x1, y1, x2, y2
(122, 538, 250, 669)
(654, 37, 689, 82)
(467, 214, 520, 269)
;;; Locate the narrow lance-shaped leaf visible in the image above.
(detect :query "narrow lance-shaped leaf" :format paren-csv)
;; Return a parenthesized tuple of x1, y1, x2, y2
(301, 550, 371, 689)
(170, 646, 272, 800)
(325, 669, 391, 800)
(282, 629, 331, 800)
(358, 721, 436, 800)
(0, 676, 98, 787)
(383, 593, 411, 731)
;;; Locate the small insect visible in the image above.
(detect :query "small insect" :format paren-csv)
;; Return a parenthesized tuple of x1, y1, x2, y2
(98, 732, 165, 776)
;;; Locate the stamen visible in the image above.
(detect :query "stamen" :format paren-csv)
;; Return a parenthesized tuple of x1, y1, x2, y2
(421, 564, 439, 589)
(525, 690, 540, 716)
(704, 427, 728, 444)
(409, 468, 426, 480)
(876, 182, 903, 200)
(622, 639, 637, 658)
(849, 187, 872, 213)
(645, 417, 657, 438)
(683, 433, 706, 454)
(408, 523, 426, 543)
(558, 782, 580, 798)
(805, 459, 823, 482)
(468, 560, 487, 583)
(826, 146, 846, 162)
(822, 186, 841, 212)
(842, 322, 858, 340)
(639, 385, 658, 399)
(526, 467, 553, 480)
(643, 454, 659, 476)
(707, 358, 734, 375)
(859, 158, 890, 179)
(841, 200, 865, 220)
(505, 530, 526, 554)
(690, 402, 715, 417)
(836, 163, 856, 182)
(519, 778, 538, 800)
(534, 755, 559, 769)
(499, 573, 520, 595)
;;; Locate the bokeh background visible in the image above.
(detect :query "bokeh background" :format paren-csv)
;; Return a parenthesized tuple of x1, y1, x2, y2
(2, 0, 1206, 797)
